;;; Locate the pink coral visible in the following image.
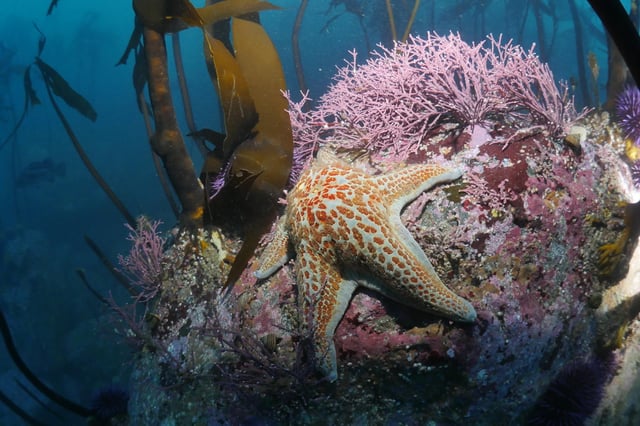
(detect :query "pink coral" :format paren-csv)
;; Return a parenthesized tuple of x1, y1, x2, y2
(117, 217, 166, 302)
(288, 32, 582, 166)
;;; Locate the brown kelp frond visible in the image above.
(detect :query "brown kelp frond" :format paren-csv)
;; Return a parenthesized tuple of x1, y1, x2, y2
(1, 29, 136, 227)
(46, 0, 60, 16)
(216, 17, 293, 288)
(130, 0, 292, 284)
(15, 380, 65, 422)
(292, 0, 309, 94)
(202, 14, 293, 289)
(83, 235, 136, 296)
(233, 18, 292, 158)
(385, 0, 398, 41)
(130, 35, 182, 219)
(117, 18, 143, 66)
(172, 32, 207, 157)
(0, 24, 42, 151)
(30, 25, 96, 121)
(134, 0, 280, 34)
(133, 0, 203, 33)
(0, 65, 35, 152)
(133, 42, 149, 113)
(197, 0, 280, 26)
(35, 57, 97, 122)
(23, 64, 40, 106)
(75, 268, 110, 306)
(34, 23, 46, 56)
(40, 71, 136, 226)
(203, 32, 258, 159)
(129, 0, 204, 228)
(0, 389, 47, 426)
(588, 0, 640, 87)
(384, 0, 421, 42)
(0, 309, 92, 418)
(401, 0, 421, 42)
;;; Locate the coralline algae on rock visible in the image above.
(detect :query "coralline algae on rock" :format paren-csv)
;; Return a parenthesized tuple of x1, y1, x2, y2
(124, 112, 636, 425)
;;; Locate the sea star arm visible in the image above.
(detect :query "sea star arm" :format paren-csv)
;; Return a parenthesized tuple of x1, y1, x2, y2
(367, 164, 476, 321)
(254, 216, 291, 279)
(356, 222, 477, 323)
(374, 164, 463, 217)
(296, 245, 357, 382)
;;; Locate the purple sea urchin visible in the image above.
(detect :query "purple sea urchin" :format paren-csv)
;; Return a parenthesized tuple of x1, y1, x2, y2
(527, 357, 613, 426)
(616, 86, 640, 145)
(90, 385, 129, 422)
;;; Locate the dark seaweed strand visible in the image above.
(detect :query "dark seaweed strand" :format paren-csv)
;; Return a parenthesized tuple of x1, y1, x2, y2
(15, 379, 65, 421)
(83, 235, 136, 296)
(0, 389, 47, 426)
(588, 0, 640, 86)
(0, 67, 32, 152)
(39, 67, 136, 228)
(75, 268, 111, 306)
(0, 309, 92, 417)
(292, 0, 309, 94)
(137, 87, 181, 219)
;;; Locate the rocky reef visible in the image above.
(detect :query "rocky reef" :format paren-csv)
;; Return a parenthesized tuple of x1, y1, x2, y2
(120, 106, 639, 424)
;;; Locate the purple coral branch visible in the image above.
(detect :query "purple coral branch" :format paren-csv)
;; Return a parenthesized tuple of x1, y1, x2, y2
(289, 32, 585, 168)
(117, 217, 166, 303)
(285, 90, 320, 183)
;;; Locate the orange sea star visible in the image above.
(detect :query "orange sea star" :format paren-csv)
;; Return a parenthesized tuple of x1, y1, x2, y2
(255, 153, 477, 381)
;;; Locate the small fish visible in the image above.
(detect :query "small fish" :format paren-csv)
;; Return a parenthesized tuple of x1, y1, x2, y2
(16, 158, 66, 187)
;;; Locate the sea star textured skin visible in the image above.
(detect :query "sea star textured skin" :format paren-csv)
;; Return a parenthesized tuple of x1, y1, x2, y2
(255, 154, 477, 381)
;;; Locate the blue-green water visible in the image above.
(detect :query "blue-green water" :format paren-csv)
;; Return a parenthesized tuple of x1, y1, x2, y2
(0, 1, 633, 424)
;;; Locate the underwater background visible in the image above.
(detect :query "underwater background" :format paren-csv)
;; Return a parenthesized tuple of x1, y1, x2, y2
(1, 0, 640, 425)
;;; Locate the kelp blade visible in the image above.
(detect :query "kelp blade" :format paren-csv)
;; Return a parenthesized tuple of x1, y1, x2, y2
(0, 66, 36, 152)
(35, 58, 97, 121)
(197, 0, 280, 26)
(231, 17, 292, 195)
(203, 32, 258, 159)
(219, 17, 293, 288)
(24, 65, 40, 106)
(134, 0, 202, 32)
(117, 20, 143, 65)
(46, 0, 59, 15)
(133, 0, 278, 33)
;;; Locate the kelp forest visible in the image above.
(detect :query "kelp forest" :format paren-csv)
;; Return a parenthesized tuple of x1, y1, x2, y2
(1, 0, 640, 424)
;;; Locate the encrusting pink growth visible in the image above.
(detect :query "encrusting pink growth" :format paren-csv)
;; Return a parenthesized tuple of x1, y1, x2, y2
(255, 151, 476, 381)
